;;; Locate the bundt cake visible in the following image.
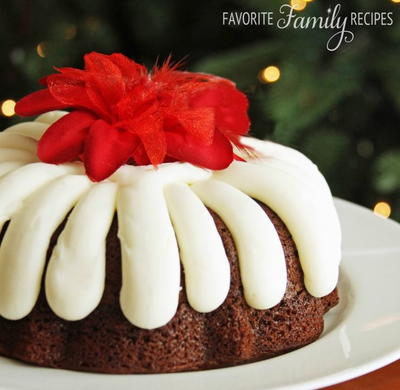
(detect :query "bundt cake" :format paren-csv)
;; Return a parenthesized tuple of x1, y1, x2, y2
(0, 53, 341, 374)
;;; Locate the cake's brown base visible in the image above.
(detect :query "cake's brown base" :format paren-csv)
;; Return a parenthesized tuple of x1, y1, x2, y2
(0, 204, 338, 374)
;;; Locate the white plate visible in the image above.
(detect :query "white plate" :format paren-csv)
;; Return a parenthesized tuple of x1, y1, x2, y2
(0, 198, 399, 390)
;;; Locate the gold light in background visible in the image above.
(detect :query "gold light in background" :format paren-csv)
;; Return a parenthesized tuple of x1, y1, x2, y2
(36, 42, 46, 58)
(290, 0, 307, 11)
(391, 0, 400, 4)
(259, 66, 281, 83)
(373, 202, 391, 219)
(64, 25, 77, 40)
(1, 99, 16, 117)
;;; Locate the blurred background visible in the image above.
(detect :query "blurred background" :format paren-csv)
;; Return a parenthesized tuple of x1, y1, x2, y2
(1, 0, 399, 220)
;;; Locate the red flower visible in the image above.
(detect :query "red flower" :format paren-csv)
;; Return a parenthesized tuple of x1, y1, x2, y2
(15, 52, 250, 181)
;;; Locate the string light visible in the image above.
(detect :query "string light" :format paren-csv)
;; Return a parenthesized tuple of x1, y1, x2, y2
(0, 99, 16, 117)
(290, 0, 307, 11)
(259, 66, 281, 83)
(36, 42, 46, 58)
(373, 202, 391, 219)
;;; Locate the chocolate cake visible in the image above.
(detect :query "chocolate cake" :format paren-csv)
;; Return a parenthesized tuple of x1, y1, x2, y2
(0, 53, 341, 374)
(0, 204, 338, 373)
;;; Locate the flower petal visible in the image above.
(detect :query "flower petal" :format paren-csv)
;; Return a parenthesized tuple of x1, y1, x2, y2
(190, 82, 250, 138)
(131, 142, 150, 165)
(174, 107, 215, 144)
(56, 66, 87, 80)
(116, 107, 167, 165)
(217, 103, 250, 137)
(109, 53, 147, 90)
(15, 89, 67, 116)
(166, 129, 233, 170)
(38, 110, 96, 163)
(84, 120, 138, 181)
(55, 66, 111, 118)
(46, 73, 110, 120)
(46, 74, 88, 106)
(140, 119, 167, 165)
(84, 52, 125, 105)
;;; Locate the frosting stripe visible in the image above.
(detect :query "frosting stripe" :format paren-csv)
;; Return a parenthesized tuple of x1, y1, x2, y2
(0, 162, 25, 179)
(3, 122, 48, 141)
(110, 162, 211, 187)
(0, 175, 91, 320)
(241, 139, 341, 246)
(118, 180, 180, 329)
(214, 161, 341, 297)
(0, 148, 38, 164)
(0, 162, 82, 225)
(249, 158, 341, 242)
(164, 182, 230, 313)
(191, 179, 287, 310)
(35, 111, 68, 125)
(241, 138, 319, 175)
(241, 139, 341, 244)
(241, 139, 338, 212)
(46, 182, 117, 321)
(0, 133, 38, 154)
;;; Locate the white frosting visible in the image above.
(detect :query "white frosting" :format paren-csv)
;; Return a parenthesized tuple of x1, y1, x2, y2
(0, 162, 82, 229)
(164, 182, 230, 312)
(192, 179, 287, 309)
(0, 113, 342, 328)
(0, 133, 38, 153)
(117, 179, 180, 329)
(0, 133, 39, 178)
(213, 160, 341, 297)
(46, 182, 117, 320)
(35, 110, 68, 125)
(0, 162, 25, 179)
(3, 122, 48, 141)
(0, 148, 38, 164)
(110, 162, 210, 186)
(0, 175, 91, 319)
(240, 137, 319, 173)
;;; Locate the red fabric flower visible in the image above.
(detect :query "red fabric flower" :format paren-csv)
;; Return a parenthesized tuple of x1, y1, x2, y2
(15, 52, 250, 181)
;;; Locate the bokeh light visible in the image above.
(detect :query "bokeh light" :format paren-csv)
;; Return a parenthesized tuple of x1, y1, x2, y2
(259, 66, 281, 83)
(36, 42, 46, 58)
(1, 99, 16, 117)
(373, 202, 391, 219)
(290, 0, 307, 11)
